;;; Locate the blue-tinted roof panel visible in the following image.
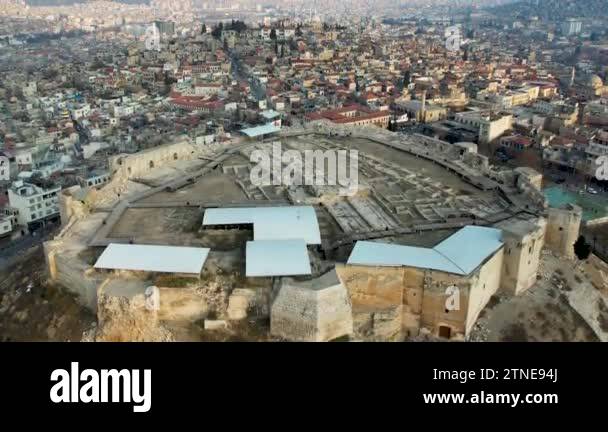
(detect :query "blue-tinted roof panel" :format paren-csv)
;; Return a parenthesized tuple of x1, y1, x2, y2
(347, 226, 504, 275)
(347, 241, 464, 274)
(434, 226, 503, 275)
(246, 240, 312, 277)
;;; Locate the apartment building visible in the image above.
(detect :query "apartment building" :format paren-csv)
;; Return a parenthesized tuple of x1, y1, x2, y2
(7, 180, 61, 228)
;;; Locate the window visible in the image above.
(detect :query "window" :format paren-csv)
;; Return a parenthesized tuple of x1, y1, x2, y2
(31, 213, 36, 220)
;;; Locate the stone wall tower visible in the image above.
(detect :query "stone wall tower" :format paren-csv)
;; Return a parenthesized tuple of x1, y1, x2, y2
(545, 204, 582, 260)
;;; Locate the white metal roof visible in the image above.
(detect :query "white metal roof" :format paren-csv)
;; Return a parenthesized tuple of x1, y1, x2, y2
(240, 124, 281, 137)
(347, 241, 464, 274)
(246, 239, 312, 277)
(94, 243, 210, 275)
(347, 226, 503, 275)
(433, 226, 503, 275)
(203, 206, 321, 245)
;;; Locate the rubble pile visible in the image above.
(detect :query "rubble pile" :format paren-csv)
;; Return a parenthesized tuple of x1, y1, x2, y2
(87, 294, 174, 342)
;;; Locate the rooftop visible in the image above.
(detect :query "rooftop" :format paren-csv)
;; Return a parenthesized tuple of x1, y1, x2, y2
(246, 239, 312, 277)
(348, 226, 504, 275)
(240, 123, 281, 137)
(203, 206, 321, 245)
(94, 243, 210, 275)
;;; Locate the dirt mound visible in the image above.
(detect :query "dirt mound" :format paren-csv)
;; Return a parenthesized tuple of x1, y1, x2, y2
(87, 294, 174, 342)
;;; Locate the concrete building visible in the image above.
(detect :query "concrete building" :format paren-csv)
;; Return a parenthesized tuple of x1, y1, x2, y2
(395, 99, 448, 124)
(154, 20, 175, 36)
(8, 180, 61, 228)
(0, 214, 13, 237)
(78, 171, 111, 189)
(455, 111, 513, 145)
(561, 18, 583, 36)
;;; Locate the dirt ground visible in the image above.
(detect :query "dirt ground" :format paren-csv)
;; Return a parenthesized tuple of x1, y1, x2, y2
(470, 252, 605, 342)
(137, 172, 248, 205)
(0, 247, 95, 341)
(109, 207, 203, 245)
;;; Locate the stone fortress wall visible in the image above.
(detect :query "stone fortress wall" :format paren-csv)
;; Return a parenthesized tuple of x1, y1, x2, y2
(42, 124, 585, 341)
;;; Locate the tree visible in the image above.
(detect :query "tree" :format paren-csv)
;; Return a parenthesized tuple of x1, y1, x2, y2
(289, 37, 298, 51)
(270, 28, 277, 40)
(211, 22, 223, 40)
(201, 24, 207, 34)
(403, 70, 411, 87)
(574, 236, 592, 260)
(280, 43, 285, 58)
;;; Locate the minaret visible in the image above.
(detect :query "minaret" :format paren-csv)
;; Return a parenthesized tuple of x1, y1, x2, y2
(421, 90, 427, 122)
(570, 66, 576, 88)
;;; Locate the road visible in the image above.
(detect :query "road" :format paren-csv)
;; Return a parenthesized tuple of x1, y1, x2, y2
(0, 224, 59, 271)
(230, 52, 266, 102)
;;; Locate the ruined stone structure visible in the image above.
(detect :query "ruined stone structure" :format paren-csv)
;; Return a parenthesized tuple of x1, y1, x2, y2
(515, 167, 543, 191)
(271, 270, 353, 342)
(545, 204, 582, 260)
